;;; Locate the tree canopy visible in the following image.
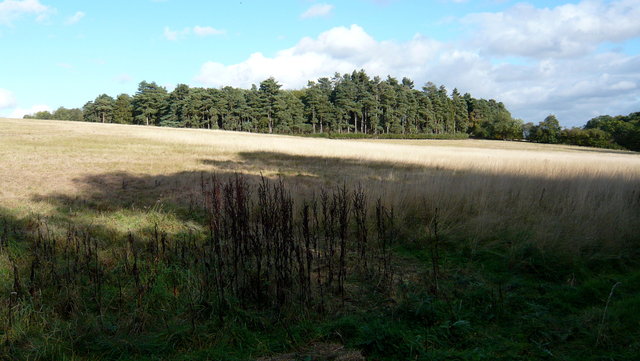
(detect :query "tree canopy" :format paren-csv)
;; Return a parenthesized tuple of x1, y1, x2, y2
(30, 70, 522, 139)
(22, 69, 638, 151)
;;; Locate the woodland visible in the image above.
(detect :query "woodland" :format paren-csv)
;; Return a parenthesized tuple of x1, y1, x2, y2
(25, 70, 640, 150)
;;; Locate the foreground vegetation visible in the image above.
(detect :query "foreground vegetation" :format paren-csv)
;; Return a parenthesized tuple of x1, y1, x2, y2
(1, 118, 639, 360)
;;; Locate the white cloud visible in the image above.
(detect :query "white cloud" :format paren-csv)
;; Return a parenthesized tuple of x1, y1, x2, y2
(0, 88, 16, 109)
(115, 73, 132, 84)
(491, 53, 640, 124)
(164, 25, 225, 40)
(0, 0, 50, 25)
(464, 0, 640, 59)
(163, 26, 184, 41)
(9, 104, 50, 118)
(195, 25, 442, 89)
(433, 50, 640, 124)
(194, 22, 640, 127)
(65, 10, 84, 25)
(0, 89, 53, 119)
(300, 3, 334, 19)
(193, 25, 225, 36)
(610, 80, 636, 91)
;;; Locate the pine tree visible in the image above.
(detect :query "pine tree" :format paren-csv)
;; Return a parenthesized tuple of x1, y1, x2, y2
(452, 88, 469, 133)
(113, 94, 133, 124)
(132, 81, 168, 126)
(93, 94, 115, 123)
(165, 84, 190, 127)
(258, 78, 282, 133)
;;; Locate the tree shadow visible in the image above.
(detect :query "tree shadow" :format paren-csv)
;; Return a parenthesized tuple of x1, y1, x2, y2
(7, 149, 634, 254)
(203, 151, 452, 186)
(554, 146, 638, 155)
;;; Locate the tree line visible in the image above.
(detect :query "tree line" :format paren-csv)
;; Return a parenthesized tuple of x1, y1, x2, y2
(25, 70, 519, 139)
(524, 113, 640, 151)
(24, 69, 638, 150)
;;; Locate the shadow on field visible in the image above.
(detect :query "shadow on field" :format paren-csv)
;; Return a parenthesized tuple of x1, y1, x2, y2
(201, 151, 433, 186)
(4, 154, 640, 361)
(29, 151, 449, 234)
(204, 151, 427, 171)
(562, 147, 638, 155)
(20, 150, 640, 251)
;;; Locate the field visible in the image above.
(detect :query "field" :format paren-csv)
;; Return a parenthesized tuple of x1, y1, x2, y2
(1, 118, 640, 360)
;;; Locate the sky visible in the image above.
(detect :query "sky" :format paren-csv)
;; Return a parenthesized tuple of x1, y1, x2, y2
(0, 0, 639, 127)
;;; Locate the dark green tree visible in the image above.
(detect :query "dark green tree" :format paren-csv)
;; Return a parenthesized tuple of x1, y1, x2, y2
(258, 77, 282, 133)
(244, 85, 261, 132)
(113, 94, 133, 124)
(560, 128, 615, 148)
(164, 84, 191, 127)
(269, 90, 302, 133)
(93, 94, 115, 123)
(82, 101, 97, 122)
(452, 89, 469, 133)
(132, 81, 168, 126)
(585, 112, 640, 151)
(332, 73, 359, 133)
(379, 79, 398, 134)
(50, 107, 83, 121)
(491, 115, 523, 140)
(532, 115, 562, 143)
(24, 110, 54, 120)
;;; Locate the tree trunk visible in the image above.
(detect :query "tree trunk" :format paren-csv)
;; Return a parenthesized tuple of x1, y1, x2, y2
(312, 109, 316, 133)
(354, 113, 358, 134)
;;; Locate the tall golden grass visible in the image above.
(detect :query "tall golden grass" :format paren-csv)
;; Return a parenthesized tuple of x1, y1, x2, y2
(1, 117, 639, 256)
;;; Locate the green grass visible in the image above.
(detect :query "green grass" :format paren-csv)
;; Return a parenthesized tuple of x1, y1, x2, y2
(2, 202, 639, 360)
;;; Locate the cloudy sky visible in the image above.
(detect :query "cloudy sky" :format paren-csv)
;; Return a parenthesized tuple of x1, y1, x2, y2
(0, 0, 638, 127)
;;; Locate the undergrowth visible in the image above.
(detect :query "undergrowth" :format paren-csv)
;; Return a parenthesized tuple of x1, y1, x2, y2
(0, 175, 638, 360)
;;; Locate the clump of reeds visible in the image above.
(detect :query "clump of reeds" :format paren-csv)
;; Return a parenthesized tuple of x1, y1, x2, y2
(1, 174, 403, 350)
(198, 175, 395, 311)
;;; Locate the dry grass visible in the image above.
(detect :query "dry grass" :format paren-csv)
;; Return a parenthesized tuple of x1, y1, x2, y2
(1, 117, 639, 254)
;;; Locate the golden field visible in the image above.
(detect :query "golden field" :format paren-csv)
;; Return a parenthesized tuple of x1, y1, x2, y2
(1, 117, 639, 254)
